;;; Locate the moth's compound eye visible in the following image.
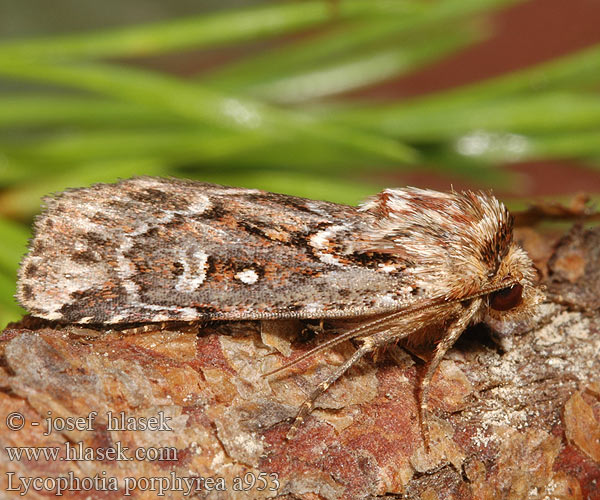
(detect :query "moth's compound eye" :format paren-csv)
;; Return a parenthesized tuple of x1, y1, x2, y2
(489, 283, 523, 311)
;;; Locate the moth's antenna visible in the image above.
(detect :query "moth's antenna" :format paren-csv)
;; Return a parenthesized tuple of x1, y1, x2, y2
(262, 325, 370, 378)
(262, 281, 516, 380)
(262, 299, 446, 378)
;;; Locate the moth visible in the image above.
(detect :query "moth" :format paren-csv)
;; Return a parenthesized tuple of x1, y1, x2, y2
(17, 177, 542, 447)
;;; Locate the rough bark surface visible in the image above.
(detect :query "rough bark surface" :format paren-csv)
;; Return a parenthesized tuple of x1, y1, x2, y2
(0, 226, 599, 499)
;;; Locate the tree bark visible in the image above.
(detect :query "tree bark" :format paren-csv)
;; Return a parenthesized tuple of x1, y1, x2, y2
(0, 225, 599, 499)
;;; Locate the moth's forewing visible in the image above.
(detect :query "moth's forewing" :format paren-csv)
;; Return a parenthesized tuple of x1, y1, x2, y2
(17, 178, 420, 324)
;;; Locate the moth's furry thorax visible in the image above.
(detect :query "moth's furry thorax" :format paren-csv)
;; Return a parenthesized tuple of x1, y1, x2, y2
(358, 187, 540, 318)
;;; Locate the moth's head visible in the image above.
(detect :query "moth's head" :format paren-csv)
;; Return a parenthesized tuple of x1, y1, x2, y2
(358, 187, 544, 322)
(480, 240, 543, 329)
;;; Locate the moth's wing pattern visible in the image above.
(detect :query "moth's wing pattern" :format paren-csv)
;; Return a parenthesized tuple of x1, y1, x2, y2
(17, 177, 419, 324)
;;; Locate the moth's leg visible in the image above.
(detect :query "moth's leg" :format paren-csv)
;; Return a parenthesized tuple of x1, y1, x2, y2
(419, 298, 483, 450)
(302, 318, 326, 336)
(287, 332, 388, 440)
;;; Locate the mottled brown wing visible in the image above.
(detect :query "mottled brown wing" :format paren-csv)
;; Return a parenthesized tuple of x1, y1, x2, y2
(17, 177, 418, 324)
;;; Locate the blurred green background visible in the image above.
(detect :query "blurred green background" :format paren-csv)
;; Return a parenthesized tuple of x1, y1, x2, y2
(1, 0, 600, 327)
